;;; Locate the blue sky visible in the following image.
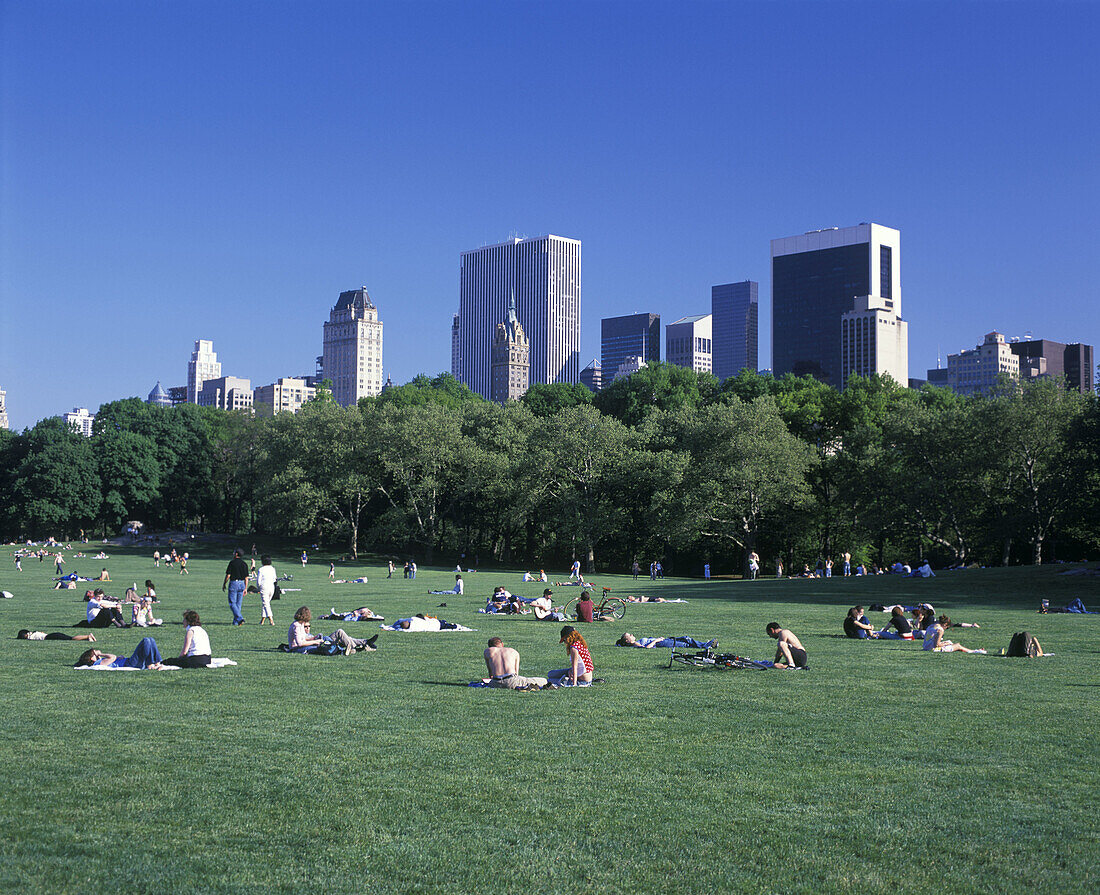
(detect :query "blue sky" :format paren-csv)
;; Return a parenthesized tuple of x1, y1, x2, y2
(2, 0, 1097, 430)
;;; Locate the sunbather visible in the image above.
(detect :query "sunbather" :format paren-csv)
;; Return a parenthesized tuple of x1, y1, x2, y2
(321, 607, 383, 621)
(159, 610, 212, 668)
(483, 637, 547, 689)
(616, 633, 716, 649)
(18, 629, 97, 641)
(547, 626, 595, 687)
(429, 575, 464, 596)
(288, 606, 377, 655)
(74, 637, 165, 669)
(878, 606, 915, 640)
(923, 616, 986, 653)
(394, 614, 461, 631)
(766, 623, 808, 669)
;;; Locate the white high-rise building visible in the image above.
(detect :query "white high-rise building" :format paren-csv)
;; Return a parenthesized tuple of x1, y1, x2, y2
(322, 288, 384, 406)
(947, 331, 1020, 396)
(63, 407, 95, 437)
(187, 340, 222, 404)
(254, 378, 316, 417)
(666, 314, 713, 374)
(0, 386, 8, 430)
(455, 235, 581, 398)
(197, 376, 253, 411)
(840, 296, 909, 388)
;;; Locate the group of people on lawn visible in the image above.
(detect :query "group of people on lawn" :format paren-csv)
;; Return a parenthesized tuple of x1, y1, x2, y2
(843, 603, 984, 653)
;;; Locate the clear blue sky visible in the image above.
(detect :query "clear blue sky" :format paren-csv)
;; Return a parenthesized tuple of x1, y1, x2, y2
(2, 0, 1097, 430)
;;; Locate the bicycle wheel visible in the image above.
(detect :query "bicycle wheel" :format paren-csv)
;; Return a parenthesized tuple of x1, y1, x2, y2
(606, 598, 627, 620)
(562, 596, 579, 622)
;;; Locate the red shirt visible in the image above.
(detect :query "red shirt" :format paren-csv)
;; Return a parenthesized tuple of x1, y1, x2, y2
(570, 640, 594, 673)
(577, 599, 594, 623)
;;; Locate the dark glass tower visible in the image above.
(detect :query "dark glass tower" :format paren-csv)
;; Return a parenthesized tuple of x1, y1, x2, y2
(601, 313, 661, 380)
(711, 281, 758, 380)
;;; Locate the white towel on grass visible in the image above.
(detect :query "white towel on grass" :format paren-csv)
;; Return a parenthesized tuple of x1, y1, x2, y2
(75, 658, 238, 671)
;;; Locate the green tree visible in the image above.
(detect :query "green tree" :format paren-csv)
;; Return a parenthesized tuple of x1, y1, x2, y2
(520, 382, 592, 417)
(594, 362, 713, 428)
(92, 430, 162, 534)
(9, 418, 101, 538)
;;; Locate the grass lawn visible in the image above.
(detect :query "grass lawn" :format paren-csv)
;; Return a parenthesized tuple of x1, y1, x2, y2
(1, 541, 1098, 894)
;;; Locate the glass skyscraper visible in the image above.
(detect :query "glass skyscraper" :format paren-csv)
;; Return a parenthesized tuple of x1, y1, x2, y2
(601, 313, 660, 381)
(771, 224, 902, 387)
(711, 281, 758, 381)
(455, 235, 581, 399)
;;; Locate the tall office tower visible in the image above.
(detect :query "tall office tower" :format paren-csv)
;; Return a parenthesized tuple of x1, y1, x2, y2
(451, 314, 461, 378)
(322, 287, 384, 406)
(666, 314, 713, 374)
(601, 313, 660, 383)
(0, 386, 8, 430)
(490, 297, 530, 403)
(947, 331, 1020, 396)
(840, 296, 909, 388)
(187, 340, 221, 404)
(63, 407, 95, 437)
(197, 376, 254, 411)
(146, 382, 172, 407)
(455, 235, 581, 398)
(579, 359, 603, 393)
(1012, 339, 1095, 394)
(711, 281, 758, 380)
(772, 223, 904, 388)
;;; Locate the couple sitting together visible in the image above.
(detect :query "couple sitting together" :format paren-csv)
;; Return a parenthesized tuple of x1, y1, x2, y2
(287, 606, 378, 655)
(483, 626, 596, 690)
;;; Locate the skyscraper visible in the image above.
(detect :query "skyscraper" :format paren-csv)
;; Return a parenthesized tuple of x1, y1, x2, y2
(1012, 339, 1095, 394)
(772, 223, 904, 388)
(0, 386, 8, 430)
(490, 296, 530, 403)
(579, 359, 603, 393)
(322, 287, 384, 406)
(711, 281, 758, 380)
(601, 313, 660, 383)
(840, 296, 909, 388)
(455, 235, 581, 399)
(451, 313, 461, 379)
(187, 340, 221, 404)
(666, 314, 713, 374)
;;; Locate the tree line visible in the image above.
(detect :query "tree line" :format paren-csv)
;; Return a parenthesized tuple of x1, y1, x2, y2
(2, 365, 1097, 574)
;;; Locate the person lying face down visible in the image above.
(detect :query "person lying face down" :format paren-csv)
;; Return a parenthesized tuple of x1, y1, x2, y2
(396, 614, 460, 631)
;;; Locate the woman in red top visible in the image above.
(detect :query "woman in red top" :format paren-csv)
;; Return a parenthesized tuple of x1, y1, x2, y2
(548, 626, 594, 687)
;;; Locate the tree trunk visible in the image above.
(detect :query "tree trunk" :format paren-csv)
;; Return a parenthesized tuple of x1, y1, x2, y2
(1001, 538, 1012, 567)
(1032, 535, 1043, 566)
(586, 543, 595, 575)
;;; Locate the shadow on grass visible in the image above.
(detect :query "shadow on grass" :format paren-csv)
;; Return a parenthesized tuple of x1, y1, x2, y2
(419, 680, 477, 687)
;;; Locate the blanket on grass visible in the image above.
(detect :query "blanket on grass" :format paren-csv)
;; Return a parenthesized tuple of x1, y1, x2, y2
(382, 620, 475, 632)
(75, 658, 238, 671)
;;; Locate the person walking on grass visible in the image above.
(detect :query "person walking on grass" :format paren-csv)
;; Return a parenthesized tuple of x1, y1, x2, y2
(223, 549, 249, 626)
(329, 561, 335, 582)
(257, 555, 277, 626)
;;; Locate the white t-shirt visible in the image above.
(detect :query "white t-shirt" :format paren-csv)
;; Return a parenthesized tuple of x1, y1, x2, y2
(399, 616, 441, 632)
(26, 631, 47, 641)
(923, 624, 943, 651)
(455, 579, 464, 595)
(185, 625, 211, 656)
(257, 565, 277, 594)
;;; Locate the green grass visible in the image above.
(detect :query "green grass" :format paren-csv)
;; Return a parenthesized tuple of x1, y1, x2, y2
(1, 542, 1098, 894)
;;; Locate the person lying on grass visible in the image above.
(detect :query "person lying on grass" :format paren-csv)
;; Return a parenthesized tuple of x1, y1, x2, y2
(546, 626, 595, 687)
(18, 629, 97, 642)
(624, 595, 669, 603)
(483, 637, 547, 690)
(321, 607, 383, 621)
(843, 607, 878, 639)
(922, 616, 986, 654)
(74, 637, 165, 669)
(766, 623, 808, 669)
(616, 633, 717, 649)
(288, 606, 377, 655)
(394, 614, 462, 631)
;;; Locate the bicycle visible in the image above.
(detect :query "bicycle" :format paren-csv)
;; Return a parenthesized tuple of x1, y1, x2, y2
(668, 646, 770, 670)
(562, 588, 626, 621)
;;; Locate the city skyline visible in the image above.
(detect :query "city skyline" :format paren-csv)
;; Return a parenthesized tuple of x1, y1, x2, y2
(2, 2, 1098, 429)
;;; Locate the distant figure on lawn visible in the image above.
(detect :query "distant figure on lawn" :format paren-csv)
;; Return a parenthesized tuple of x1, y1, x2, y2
(96, 568, 110, 581)
(287, 606, 377, 655)
(484, 637, 547, 690)
(843, 607, 877, 639)
(223, 550, 249, 626)
(576, 590, 594, 623)
(766, 623, 807, 669)
(430, 575, 463, 596)
(616, 633, 717, 649)
(569, 559, 581, 580)
(19, 629, 97, 642)
(257, 555, 277, 626)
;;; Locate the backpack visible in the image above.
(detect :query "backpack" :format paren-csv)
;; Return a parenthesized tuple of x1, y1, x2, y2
(1007, 631, 1041, 658)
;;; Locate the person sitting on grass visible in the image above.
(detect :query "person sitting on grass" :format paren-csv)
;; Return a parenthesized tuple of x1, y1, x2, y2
(616, 633, 717, 649)
(483, 637, 547, 690)
(18, 629, 97, 642)
(429, 575, 464, 596)
(132, 597, 162, 627)
(96, 568, 110, 581)
(877, 606, 915, 640)
(159, 610, 212, 668)
(576, 590, 595, 623)
(321, 606, 383, 621)
(546, 626, 595, 687)
(74, 638, 165, 669)
(766, 622, 808, 669)
(922, 616, 986, 653)
(288, 606, 377, 655)
(843, 607, 878, 639)
(144, 580, 158, 601)
(530, 590, 567, 621)
(81, 589, 126, 628)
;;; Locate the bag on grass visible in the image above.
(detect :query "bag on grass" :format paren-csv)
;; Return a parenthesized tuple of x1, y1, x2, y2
(272, 583, 282, 601)
(1007, 631, 1041, 658)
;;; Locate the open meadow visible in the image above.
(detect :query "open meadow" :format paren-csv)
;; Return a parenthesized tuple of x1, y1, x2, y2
(1, 542, 1098, 894)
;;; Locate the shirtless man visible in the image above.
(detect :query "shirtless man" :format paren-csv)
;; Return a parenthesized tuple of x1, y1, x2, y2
(483, 637, 547, 690)
(766, 622, 808, 669)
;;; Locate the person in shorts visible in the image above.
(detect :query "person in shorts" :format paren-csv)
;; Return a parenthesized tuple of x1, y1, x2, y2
(766, 622, 808, 669)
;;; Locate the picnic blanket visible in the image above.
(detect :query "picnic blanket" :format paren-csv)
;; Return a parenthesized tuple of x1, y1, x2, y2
(75, 658, 238, 671)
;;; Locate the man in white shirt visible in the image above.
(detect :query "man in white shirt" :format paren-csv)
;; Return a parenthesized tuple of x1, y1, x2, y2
(256, 555, 278, 626)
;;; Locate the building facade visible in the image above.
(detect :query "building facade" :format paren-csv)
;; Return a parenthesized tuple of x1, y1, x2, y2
(711, 281, 758, 380)
(455, 235, 581, 399)
(772, 223, 904, 388)
(613, 356, 647, 382)
(947, 331, 1019, 396)
(187, 340, 221, 404)
(0, 387, 7, 430)
(146, 382, 172, 407)
(840, 296, 909, 388)
(63, 407, 95, 437)
(1011, 339, 1094, 393)
(322, 287, 384, 406)
(489, 297, 531, 402)
(197, 376, 253, 411)
(451, 313, 461, 379)
(601, 313, 660, 384)
(579, 359, 603, 393)
(253, 378, 317, 417)
(666, 314, 713, 374)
